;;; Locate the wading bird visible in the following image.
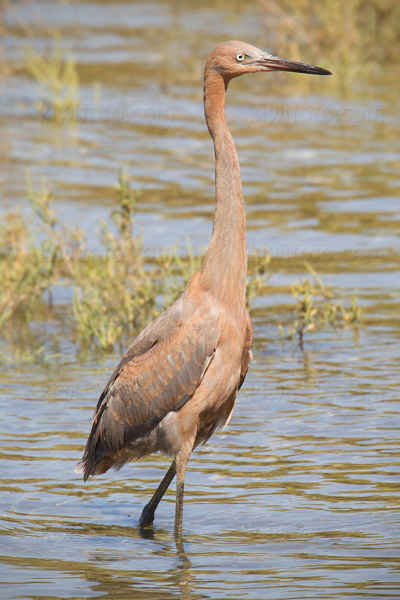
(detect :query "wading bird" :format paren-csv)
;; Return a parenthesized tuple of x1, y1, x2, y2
(76, 41, 331, 538)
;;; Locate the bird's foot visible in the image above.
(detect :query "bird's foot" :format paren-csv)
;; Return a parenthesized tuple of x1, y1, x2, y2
(138, 503, 155, 528)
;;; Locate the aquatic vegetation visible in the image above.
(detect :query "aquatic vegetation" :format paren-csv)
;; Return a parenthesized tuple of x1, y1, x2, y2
(0, 202, 57, 326)
(23, 37, 79, 123)
(0, 170, 363, 361)
(0, 172, 274, 358)
(279, 263, 362, 348)
(247, 251, 271, 304)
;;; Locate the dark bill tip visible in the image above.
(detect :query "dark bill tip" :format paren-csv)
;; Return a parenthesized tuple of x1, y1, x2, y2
(258, 56, 332, 76)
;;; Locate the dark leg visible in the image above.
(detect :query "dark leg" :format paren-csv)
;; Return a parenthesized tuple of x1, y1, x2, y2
(138, 460, 176, 527)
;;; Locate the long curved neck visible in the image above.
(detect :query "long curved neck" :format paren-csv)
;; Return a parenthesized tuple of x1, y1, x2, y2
(200, 68, 247, 308)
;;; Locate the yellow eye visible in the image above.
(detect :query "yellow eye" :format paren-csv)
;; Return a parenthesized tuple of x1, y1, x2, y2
(236, 53, 245, 62)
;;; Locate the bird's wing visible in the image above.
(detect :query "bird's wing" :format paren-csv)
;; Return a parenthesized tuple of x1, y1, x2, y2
(238, 310, 253, 390)
(78, 301, 220, 479)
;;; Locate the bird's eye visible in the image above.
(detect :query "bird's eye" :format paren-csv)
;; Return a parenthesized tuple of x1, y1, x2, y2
(236, 53, 245, 62)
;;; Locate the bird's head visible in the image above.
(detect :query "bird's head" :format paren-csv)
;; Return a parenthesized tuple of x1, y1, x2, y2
(206, 40, 331, 83)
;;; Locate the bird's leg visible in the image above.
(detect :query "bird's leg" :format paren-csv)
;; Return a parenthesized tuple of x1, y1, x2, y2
(138, 460, 176, 527)
(174, 476, 185, 539)
(174, 449, 192, 540)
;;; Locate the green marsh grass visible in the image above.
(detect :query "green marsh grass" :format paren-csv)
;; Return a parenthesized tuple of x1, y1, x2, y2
(23, 37, 79, 123)
(0, 172, 362, 362)
(279, 262, 362, 348)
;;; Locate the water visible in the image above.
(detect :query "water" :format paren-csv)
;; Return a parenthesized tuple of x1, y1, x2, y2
(1, 1, 400, 598)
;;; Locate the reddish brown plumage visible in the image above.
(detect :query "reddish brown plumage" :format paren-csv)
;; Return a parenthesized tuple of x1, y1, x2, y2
(76, 40, 330, 537)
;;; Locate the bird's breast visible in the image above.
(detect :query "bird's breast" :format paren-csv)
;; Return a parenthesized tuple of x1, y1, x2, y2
(178, 317, 246, 440)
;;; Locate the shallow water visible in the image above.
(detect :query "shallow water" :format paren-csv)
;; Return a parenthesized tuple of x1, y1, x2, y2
(1, 1, 400, 599)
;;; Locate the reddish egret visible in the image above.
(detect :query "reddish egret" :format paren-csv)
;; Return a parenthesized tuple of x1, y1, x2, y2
(76, 41, 331, 537)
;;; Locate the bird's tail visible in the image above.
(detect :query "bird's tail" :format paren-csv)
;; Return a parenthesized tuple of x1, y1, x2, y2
(75, 449, 91, 480)
(75, 434, 111, 480)
(74, 460, 84, 475)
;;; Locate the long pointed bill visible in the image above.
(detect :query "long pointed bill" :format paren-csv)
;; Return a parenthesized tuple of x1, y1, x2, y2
(257, 55, 332, 76)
